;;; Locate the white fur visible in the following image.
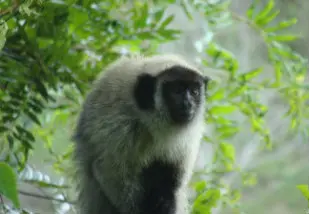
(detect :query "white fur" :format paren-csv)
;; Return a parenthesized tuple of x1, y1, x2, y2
(73, 53, 207, 214)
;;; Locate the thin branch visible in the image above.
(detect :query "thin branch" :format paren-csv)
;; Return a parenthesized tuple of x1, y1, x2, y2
(0, 194, 4, 206)
(0, 0, 19, 17)
(0, 194, 6, 214)
(18, 190, 76, 205)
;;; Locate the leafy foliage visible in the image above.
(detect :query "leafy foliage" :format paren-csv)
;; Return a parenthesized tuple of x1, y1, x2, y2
(0, 162, 20, 208)
(0, 0, 308, 213)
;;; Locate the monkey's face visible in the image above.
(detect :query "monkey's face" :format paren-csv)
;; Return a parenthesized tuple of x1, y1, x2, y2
(158, 66, 209, 125)
(161, 79, 205, 124)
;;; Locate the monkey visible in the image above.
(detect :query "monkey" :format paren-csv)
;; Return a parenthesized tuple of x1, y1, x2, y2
(72, 54, 210, 214)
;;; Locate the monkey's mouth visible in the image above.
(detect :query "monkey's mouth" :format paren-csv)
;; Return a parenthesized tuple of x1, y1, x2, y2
(170, 109, 195, 124)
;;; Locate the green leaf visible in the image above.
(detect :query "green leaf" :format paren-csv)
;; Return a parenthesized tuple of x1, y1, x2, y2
(19, 0, 38, 16)
(208, 88, 225, 101)
(159, 15, 174, 30)
(16, 125, 35, 142)
(0, 162, 20, 208)
(193, 181, 207, 192)
(297, 185, 309, 200)
(24, 109, 41, 126)
(134, 3, 149, 29)
(247, 0, 260, 19)
(69, 6, 88, 26)
(290, 118, 298, 129)
(153, 9, 165, 22)
(218, 125, 239, 139)
(209, 104, 237, 115)
(34, 79, 49, 100)
(136, 31, 155, 40)
(268, 34, 300, 42)
(257, 10, 280, 26)
(241, 67, 263, 81)
(228, 85, 248, 98)
(0, 126, 8, 133)
(158, 29, 181, 40)
(242, 172, 257, 186)
(206, 43, 239, 75)
(255, 0, 275, 23)
(230, 189, 242, 203)
(193, 189, 221, 212)
(251, 117, 263, 132)
(220, 142, 235, 162)
(0, 21, 8, 51)
(273, 61, 282, 86)
(7, 135, 14, 149)
(265, 18, 297, 32)
(180, 1, 193, 20)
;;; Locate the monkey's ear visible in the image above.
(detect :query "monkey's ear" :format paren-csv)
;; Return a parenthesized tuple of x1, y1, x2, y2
(134, 73, 157, 110)
(203, 76, 211, 89)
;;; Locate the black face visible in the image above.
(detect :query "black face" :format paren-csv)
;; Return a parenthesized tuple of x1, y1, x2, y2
(133, 65, 209, 124)
(161, 79, 201, 124)
(159, 66, 207, 124)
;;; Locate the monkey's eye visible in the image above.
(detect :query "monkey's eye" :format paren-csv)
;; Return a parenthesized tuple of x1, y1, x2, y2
(191, 88, 199, 96)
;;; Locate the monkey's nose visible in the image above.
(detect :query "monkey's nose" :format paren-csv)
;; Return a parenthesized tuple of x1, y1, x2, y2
(182, 100, 193, 110)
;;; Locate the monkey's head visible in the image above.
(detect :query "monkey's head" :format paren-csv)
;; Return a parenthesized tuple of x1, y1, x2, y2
(133, 55, 210, 128)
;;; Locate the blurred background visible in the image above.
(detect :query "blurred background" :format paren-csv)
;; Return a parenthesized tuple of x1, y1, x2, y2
(0, 0, 308, 213)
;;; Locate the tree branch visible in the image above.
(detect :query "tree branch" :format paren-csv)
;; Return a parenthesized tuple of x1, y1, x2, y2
(18, 190, 76, 205)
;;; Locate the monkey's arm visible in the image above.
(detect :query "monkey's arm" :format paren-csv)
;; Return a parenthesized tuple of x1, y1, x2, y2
(78, 174, 121, 214)
(92, 157, 138, 214)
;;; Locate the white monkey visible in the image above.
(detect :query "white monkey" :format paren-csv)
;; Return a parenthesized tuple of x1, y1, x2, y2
(72, 54, 210, 214)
